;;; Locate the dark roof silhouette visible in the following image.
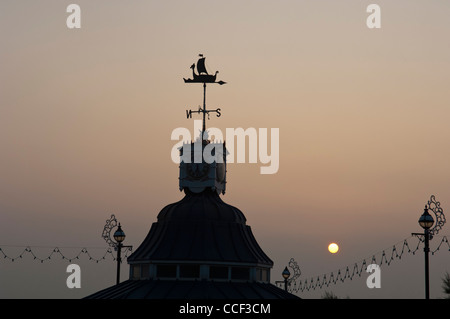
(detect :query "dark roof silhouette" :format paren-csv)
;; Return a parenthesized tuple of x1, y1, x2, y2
(127, 189, 273, 266)
(84, 56, 299, 300)
(85, 279, 298, 299)
(84, 189, 301, 299)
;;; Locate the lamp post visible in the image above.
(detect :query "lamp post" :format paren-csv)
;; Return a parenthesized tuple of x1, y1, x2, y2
(102, 215, 132, 285)
(282, 267, 291, 291)
(417, 206, 434, 299)
(113, 223, 128, 285)
(412, 195, 446, 300)
(275, 259, 301, 293)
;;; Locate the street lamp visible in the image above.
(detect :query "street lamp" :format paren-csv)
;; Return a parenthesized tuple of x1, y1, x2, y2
(418, 206, 433, 300)
(102, 215, 132, 285)
(412, 195, 446, 300)
(113, 223, 132, 285)
(275, 259, 301, 293)
(282, 266, 291, 291)
(113, 224, 126, 243)
(418, 206, 434, 230)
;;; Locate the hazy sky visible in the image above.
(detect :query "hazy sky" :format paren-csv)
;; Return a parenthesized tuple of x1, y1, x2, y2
(1, 0, 450, 299)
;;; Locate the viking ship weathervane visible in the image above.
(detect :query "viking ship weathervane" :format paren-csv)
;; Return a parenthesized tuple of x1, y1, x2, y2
(183, 54, 226, 133)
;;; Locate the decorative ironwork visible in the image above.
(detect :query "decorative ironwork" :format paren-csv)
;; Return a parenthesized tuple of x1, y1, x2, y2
(288, 258, 301, 283)
(101, 215, 133, 285)
(427, 195, 446, 237)
(186, 106, 221, 120)
(275, 258, 302, 291)
(102, 214, 119, 248)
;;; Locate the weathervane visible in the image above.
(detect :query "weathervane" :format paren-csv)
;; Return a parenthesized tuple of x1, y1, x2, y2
(183, 54, 226, 133)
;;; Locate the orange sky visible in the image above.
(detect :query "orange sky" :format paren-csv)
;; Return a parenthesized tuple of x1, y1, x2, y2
(1, 1, 450, 298)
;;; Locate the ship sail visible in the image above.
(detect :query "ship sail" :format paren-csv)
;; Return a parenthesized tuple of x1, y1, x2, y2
(183, 55, 225, 84)
(197, 57, 208, 75)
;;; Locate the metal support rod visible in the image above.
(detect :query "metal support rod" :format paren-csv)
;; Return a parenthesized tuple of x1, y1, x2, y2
(202, 82, 206, 133)
(424, 229, 430, 299)
(284, 278, 288, 292)
(116, 243, 122, 285)
(412, 230, 431, 299)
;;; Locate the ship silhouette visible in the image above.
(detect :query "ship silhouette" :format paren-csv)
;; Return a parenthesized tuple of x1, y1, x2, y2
(183, 54, 226, 85)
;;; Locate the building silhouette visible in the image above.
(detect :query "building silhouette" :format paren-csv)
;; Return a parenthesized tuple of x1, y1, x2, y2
(85, 56, 298, 299)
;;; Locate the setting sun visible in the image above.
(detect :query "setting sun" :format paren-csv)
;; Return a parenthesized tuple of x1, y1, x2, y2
(328, 243, 339, 254)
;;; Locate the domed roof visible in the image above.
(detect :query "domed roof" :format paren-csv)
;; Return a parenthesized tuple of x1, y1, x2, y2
(127, 189, 273, 266)
(85, 279, 299, 299)
(157, 189, 246, 224)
